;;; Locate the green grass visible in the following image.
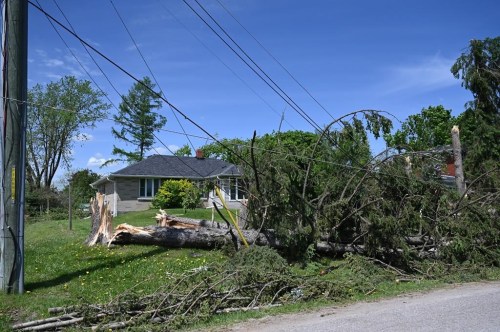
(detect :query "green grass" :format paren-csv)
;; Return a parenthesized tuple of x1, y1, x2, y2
(0, 209, 227, 329)
(1, 208, 499, 331)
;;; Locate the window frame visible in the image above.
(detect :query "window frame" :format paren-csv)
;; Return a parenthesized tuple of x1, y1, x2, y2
(221, 177, 245, 201)
(139, 178, 161, 198)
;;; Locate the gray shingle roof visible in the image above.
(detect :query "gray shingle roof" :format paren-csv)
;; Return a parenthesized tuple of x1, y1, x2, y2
(112, 154, 240, 179)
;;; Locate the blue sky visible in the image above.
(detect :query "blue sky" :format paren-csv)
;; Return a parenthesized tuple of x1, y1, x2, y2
(27, 0, 499, 184)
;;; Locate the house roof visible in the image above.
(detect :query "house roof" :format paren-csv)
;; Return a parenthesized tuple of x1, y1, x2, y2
(91, 155, 241, 186)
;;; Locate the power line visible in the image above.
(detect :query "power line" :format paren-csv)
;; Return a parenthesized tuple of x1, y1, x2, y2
(36, 0, 116, 117)
(155, 0, 296, 131)
(49, 0, 124, 106)
(182, 0, 377, 175)
(32, 1, 213, 180)
(50, 0, 189, 166)
(30, 0, 253, 174)
(7, 94, 452, 185)
(182, 0, 322, 131)
(215, 0, 336, 120)
(29, 2, 422, 191)
(108, 0, 196, 152)
(39, 1, 366, 175)
(28, 0, 254, 172)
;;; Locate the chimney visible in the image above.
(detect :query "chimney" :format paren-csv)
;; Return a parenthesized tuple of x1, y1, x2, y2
(195, 149, 204, 159)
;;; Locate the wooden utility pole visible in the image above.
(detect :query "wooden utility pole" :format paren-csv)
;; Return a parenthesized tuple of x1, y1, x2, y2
(0, 0, 28, 294)
(451, 125, 466, 196)
(68, 180, 72, 230)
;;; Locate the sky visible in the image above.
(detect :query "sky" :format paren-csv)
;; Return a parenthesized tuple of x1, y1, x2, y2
(26, 0, 499, 185)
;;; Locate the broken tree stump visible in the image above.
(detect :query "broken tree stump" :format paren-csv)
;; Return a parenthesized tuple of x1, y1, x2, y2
(85, 193, 113, 246)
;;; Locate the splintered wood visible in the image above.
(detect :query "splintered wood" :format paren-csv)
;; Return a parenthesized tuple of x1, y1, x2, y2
(155, 209, 199, 229)
(85, 193, 113, 246)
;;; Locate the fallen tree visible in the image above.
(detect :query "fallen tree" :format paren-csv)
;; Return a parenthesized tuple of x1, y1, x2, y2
(109, 223, 282, 250)
(108, 222, 365, 256)
(86, 201, 423, 257)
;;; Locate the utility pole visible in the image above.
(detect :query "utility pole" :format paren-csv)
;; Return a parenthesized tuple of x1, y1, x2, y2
(0, 0, 28, 294)
(68, 179, 72, 230)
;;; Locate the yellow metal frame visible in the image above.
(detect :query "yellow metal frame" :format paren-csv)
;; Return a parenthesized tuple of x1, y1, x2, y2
(215, 185, 249, 248)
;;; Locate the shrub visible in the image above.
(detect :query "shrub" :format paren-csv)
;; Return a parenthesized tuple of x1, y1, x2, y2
(152, 179, 200, 210)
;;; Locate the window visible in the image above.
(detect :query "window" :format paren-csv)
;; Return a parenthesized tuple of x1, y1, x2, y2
(139, 178, 161, 198)
(229, 178, 245, 200)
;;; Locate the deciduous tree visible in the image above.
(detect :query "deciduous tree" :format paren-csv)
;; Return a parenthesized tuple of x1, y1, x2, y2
(174, 144, 192, 157)
(27, 76, 110, 189)
(384, 105, 456, 152)
(63, 169, 101, 205)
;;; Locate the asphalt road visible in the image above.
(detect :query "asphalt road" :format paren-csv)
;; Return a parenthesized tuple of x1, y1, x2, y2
(226, 282, 500, 332)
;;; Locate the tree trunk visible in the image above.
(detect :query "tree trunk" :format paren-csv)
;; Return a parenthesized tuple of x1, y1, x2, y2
(108, 223, 364, 256)
(85, 193, 113, 246)
(109, 223, 281, 249)
(451, 125, 466, 196)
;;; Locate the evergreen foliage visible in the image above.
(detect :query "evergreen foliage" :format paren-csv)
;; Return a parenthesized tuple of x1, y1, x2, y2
(451, 37, 500, 189)
(108, 77, 166, 164)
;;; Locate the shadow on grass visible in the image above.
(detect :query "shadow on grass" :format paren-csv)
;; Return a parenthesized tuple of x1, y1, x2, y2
(26, 247, 167, 291)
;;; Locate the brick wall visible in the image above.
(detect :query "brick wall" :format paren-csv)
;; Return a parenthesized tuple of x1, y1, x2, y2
(116, 178, 151, 213)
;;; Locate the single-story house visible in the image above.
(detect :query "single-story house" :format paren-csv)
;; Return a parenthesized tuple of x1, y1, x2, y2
(91, 151, 245, 216)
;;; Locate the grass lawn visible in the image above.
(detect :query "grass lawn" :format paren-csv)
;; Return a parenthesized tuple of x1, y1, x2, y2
(1, 208, 499, 330)
(0, 208, 228, 329)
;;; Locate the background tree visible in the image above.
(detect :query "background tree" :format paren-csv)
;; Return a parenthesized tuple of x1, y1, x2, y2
(200, 137, 248, 164)
(27, 75, 110, 189)
(174, 144, 192, 157)
(63, 169, 100, 205)
(109, 77, 166, 164)
(384, 105, 456, 152)
(451, 37, 500, 187)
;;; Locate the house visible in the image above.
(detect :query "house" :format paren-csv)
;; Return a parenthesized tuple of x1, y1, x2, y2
(424, 145, 457, 187)
(90, 151, 244, 216)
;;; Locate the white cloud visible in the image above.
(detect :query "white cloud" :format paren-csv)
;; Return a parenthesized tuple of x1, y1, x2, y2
(87, 155, 107, 168)
(35, 49, 47, 57)
(44, 58, 64, 67)
(87, 153, 127, 171)
(33, 47, 90, 80)
(45, 72, 63, 80)
(168, 145, 179, 153)
(126, 43, 142, 52)
(147, 145, 176, 156)
(379, 54, 457, 95)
